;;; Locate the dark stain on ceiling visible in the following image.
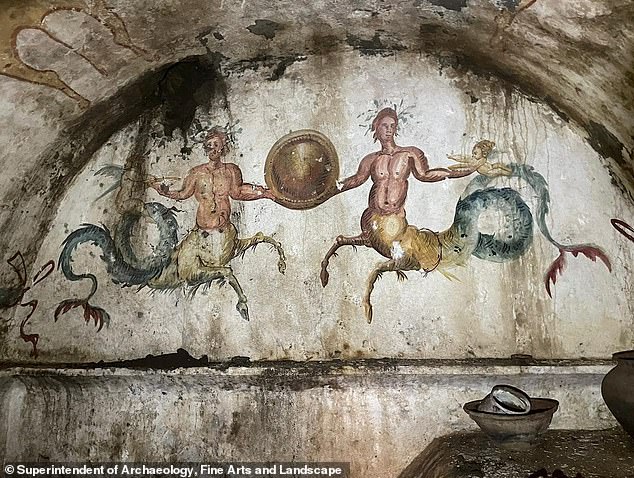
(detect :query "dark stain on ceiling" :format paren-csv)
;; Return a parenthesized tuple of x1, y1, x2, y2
(427, 0, 468, 11)
(246, 19, 284, 40)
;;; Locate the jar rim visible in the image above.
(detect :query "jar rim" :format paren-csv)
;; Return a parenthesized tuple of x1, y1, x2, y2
(613, 350, 634, 360)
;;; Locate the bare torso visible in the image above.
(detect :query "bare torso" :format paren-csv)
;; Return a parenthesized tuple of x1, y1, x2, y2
(152, 158, 272, 231)
(189, 163, 234, 230)
(367, 146, 420, 215)
(340, 138, 486, 236)
(344, 146, 425, 234)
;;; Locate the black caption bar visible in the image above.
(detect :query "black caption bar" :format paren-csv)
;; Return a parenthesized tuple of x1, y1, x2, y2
(2, 462, 350, 478)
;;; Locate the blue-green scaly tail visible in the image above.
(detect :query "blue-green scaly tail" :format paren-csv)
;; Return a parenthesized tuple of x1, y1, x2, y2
(452, 164, 610, 296)
(55, 201, 179, 329)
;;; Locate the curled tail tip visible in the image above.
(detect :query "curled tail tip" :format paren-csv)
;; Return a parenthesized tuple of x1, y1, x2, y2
(544, 244, 611, 297)
(564, 244, 612, 272)
(544, 250, 566, 298)
(55, 298, 110, 331)
(611, 218, 634, 243)
(544, 275, 555, 298)
(593, 248, 612, 272)
(54, 299, 83, 320)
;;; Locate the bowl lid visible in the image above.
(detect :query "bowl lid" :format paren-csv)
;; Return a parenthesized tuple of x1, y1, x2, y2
(464, 398, 559, 419)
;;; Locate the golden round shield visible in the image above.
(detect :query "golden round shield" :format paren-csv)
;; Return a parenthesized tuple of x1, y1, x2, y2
(265, 129, 339, 209)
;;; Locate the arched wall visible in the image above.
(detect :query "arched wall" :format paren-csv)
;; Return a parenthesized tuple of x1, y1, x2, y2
(0, 0, 632, 294)
(1, 2, 633, 476)
(1, 50, 631, 363)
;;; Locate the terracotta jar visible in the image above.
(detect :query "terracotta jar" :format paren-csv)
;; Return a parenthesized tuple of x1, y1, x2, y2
(601, 351, 634, 437)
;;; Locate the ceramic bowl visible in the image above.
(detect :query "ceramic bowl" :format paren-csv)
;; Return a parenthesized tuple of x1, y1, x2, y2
(464, 398, 559, 450)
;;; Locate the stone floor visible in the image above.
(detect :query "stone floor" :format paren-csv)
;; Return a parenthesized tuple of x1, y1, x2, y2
(398, 428, 634, 478)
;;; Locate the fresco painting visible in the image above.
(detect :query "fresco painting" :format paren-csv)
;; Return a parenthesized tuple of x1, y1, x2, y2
(320, 108, 611, 323)
(0, 252, 54, 356)
(264, 129, 340, 210)
(56, 127, 286, 328)
(611, 219, 634, 243)
(0, 0, 150, 107)
(50, 103, 613, 342)
(147, 128, 286, 320)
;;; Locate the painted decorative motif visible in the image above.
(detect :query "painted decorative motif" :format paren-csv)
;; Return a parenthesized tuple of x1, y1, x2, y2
(56, 127, 285, 327)
(0, 0, 149, 107)
(320, 108, 611, 323)
(54, 106, 612, 336)
(0, 252, 54, 357)
(611, 219, 634, 243)
(265, 129, 339, 209)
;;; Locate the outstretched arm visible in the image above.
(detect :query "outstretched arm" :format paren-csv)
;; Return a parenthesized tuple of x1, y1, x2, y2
(338, 153, 375, 193)
(149, 171, 196, 200)
(411, 148, 484, 182)
(448, 153, 512, 177)
(228, 165, 275, 201)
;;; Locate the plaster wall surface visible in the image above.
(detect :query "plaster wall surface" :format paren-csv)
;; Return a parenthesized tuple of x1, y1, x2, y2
(2, 52, 631, 363)
(0, 2, 632, 475)
(0, 363, 618, 478)
(0, 0, 632, 285)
